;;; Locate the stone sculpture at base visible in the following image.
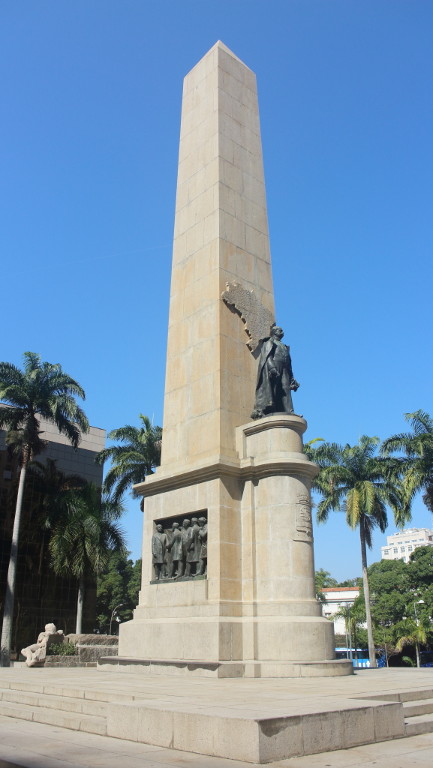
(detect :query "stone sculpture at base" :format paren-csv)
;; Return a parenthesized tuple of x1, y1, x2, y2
(21, 623, 64, 667)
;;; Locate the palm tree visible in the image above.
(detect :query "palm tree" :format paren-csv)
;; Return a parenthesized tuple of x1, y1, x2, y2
(95, 414, 162, 504)
(0, 352, 89, 666)
(381, 410, 433, 515)
(305, 436, 405, 669)
(49, 483, 125, 633)
(27, 459, 85, 576)
(395, 618, 428, 668)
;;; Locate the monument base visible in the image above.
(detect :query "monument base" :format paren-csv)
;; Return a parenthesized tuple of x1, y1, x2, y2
(98, 655, 353, 678)
(118, 415, 352, 679)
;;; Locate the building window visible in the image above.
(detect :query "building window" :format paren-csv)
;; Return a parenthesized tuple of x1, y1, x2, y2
(384, 549, 389, 555)
(393, 548, 398, 553)
(408, 546, 412, 552)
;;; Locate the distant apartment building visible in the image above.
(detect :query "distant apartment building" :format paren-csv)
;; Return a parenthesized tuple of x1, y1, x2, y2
(321, 587, 360, 635)
(0, 413, 105, 655)
(381, 528, 433, 564)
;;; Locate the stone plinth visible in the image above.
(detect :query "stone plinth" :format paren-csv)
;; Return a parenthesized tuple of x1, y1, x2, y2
(118, 415, 350, 676)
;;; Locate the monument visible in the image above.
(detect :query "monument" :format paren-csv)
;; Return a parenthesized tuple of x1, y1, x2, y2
(118, 42, 351, 677)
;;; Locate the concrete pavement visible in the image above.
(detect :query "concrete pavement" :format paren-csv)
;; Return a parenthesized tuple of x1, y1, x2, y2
(1, 667, 433, 764)
(1, 714, 433, 768)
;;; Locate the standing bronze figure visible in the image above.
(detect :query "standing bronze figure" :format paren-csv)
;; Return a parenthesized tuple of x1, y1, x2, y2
(152, 524, 168, 579)
(251, 326, 299, 418)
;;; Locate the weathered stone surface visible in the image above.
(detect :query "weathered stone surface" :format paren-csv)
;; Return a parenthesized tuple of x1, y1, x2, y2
(221, 281, 274, 351)
(66, 634, 119, 646)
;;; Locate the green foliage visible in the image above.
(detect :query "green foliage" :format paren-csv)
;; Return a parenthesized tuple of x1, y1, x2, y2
(0, 352, 89, 664)
(408, 546, 433, 588)
(381, 410, 433, 516)
(338, 578, 362, 587)
(96, 552, 141, 631)
(367, 559, 410, 625)
(95, 414, 162, 504)
(315, 569, 338, 590)
(306, 435, 406, 667)
(47, 642, 76, 656)
(353, 552, 433, 661)
(0, 352, 89, 459)
(49, 484, 126, 581)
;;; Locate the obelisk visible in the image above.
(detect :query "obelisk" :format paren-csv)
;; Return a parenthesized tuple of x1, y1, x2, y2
(161, 41, 274, 469)
(118, 42, 351, 677)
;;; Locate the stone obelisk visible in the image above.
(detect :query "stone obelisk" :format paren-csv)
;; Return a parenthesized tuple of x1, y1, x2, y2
(118, 42, 351, 677)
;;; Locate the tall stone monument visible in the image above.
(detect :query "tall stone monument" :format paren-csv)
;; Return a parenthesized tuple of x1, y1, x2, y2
(119, 42, 351, 677)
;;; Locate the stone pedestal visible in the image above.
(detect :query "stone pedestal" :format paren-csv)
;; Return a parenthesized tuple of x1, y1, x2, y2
(118, 415, 349, 677)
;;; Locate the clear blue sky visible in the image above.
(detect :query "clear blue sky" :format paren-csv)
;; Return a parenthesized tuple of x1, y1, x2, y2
(2, 1, 432, 581)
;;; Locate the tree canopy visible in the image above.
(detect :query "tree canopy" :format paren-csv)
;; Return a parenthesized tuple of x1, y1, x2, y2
(95, 414, 162, 504)
(0, 352, 88, 665)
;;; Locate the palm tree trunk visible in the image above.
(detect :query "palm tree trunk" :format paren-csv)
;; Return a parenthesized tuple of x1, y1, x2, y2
(359, 518, 377, 669)
(76, 575, 84, 634)
(0, 460, 28, 666)
(415, 642, 420, 668)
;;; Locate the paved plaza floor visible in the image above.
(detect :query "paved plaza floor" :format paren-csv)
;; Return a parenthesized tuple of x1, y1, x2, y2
(1, 667, 432, 766)
(1, 713, 433, 768)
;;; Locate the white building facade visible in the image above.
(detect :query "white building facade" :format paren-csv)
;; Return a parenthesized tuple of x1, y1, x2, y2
(321, 587, 360, 635)
(381, 528, 433, 564)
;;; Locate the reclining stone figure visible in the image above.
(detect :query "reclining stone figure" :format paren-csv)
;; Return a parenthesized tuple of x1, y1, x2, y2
(21, 623, 64, 667)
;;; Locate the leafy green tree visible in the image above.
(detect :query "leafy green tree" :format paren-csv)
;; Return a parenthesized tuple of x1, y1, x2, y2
(338, 578, 361, 587)
(314, 569, 337, 603)
(0, 352, 89, 665)
(367, 559, 410, 625)
(315, 569, 338, 590)
(382, 410, 433, 515)
(96, 551, 140, 631)
(128, 558, 142, 607)
(305, 436, 405, 669)
(27, 459, 85, 576)
(395, 618, 429, 667)
(49, 484, 125, 633)
(408, 545, 433, 590)
(95, 414, 162, 504)
(333, 601, 365, 661)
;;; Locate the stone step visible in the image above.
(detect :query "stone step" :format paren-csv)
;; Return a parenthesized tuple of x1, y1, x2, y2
(1, 680, 134, 704)
(403, 697, 433, 718)
(0, 687, 107, 717)
(360, 687, 433, 704)
(0, 698, 106, 735)
(405, 713, 433, 736)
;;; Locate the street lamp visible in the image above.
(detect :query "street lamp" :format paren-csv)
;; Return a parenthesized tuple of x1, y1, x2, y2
(413, 599, 425, 668)
(414, 599, 425, 623)
(109, 603, 124, 635)
(347, 604, 353, 663)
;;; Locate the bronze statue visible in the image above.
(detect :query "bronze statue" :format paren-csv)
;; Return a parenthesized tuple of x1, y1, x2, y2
(197, 516, 208, 575)
(152, 515, 208, 581)
(180, 519, 191, 575)
(152, 523, 168, 579)
(251, 326, 299, 418)
(186, 517, 200, 576)
(167, 521, 183, 577)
